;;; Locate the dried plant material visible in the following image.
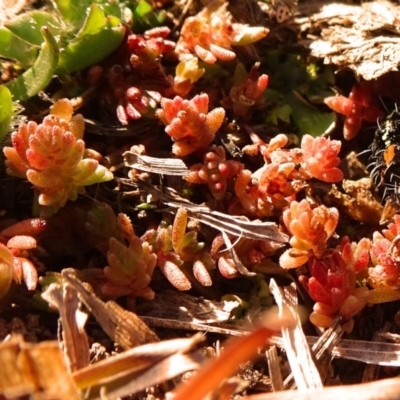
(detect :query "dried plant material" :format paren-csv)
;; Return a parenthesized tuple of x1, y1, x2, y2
(269, 335, 400, 367)
(133, 178, 288, 243)
(269, 280, 322, 390)
(41, 282, 90, 372)
(221, 230, 256, 276)
(0, 335, 80, 399)
(281, 320, 342, 389)
(377, 331, 400, 343)
(309, 319, 343, 383)
(328, 337, 400, 367)
(305, 1, 400, 80)
(380, 196, 400, 225)
(187, 207, 288, 243)
(62, 272, 159, 349)
(140, 316, 247, 335)
(86, 352, 202, 400)
(0, 0, 29, 25)
(362, 323, 391, 383)
(341, 179, 383, 224)
(123, 150, 190, 176)
(73, 334, 204, 391)
(136, 290, 239, 324)
(245, 376, 400, 400)
(171, 310, 295, 400)
(141, 313, 400, 367)
(308, 179, 383, 225)
(266, 346, 284, 392)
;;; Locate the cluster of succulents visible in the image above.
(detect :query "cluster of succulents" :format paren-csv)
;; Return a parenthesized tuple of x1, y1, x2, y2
(2, 0, 400, 336)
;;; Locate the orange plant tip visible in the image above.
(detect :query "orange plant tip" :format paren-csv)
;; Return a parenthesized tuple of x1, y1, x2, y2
(171, 315, 295, 400)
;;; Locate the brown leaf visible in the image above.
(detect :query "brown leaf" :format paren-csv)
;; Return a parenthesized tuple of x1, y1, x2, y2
(62, 272, 159, 349)
(0, 335, 80, 399)
(41, 282, 90, 372)
(304, 1, 400, 80)
(123, 150, 190, 176)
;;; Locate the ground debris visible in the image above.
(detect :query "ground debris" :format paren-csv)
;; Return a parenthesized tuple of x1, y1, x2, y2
(299, 0, 400, 80)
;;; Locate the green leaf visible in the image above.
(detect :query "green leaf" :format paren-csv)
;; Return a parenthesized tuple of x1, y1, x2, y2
(131, 0, 166, 30)
(78, 165, 114, 186)
(5, 10, 62, 46)
(5, 27, 59, 102)
(267, 103, 292, 125)
(262, 49, 336, 135)
(55, 4, 125, 75)
(286, 93, 334, 137)
(0, 86, 13, 143)
(233, 62, 247, 86)
(0, 27, 38, 67)
(134, 0, 153, 18)
(52, 0, 91, 27)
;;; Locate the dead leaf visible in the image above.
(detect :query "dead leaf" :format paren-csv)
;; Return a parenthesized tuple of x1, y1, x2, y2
(73, 334, 204, 392)
(41, 282, 90, 372)
(0, 335, 80, 400)
(62, 272, 159, 349)
(123, 150, 190, 176)
(269, 280, 323, 390)
(136, 289, 239, 324)
(124, 178, 289, 243)
(301, 1, 400, 80)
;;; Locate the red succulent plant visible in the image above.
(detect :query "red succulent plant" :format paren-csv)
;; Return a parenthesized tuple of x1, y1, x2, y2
(279, 199, 339, 269)
(185, 146, 243, 200)
(300, 251, 369, 331)
(300, 134, 344, 183)
(3, 99, 113, 215)
(324, 82, 383, 140)
(175, 2, 268, 64)
(157, 93, 225, 156)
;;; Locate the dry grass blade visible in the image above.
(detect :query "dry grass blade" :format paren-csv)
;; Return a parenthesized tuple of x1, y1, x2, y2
(221, 230, 256, 276)
(141, 313, 400, 367)
(73, 334, 204, 391)
(362, 323, 391, 383)
(269, 280, 322, 390)
(123, 150, 190, 176)
(307, 336, 400, 367)
(268, 334, 400, 367)
(282, 318, 343, 388)
(132, 178, 288, 242)
(85, 352, 202, 400)
(136, 289, 238, 323)
(140, 316, 246, 335)
(62, 272, 159, 349)
(184, 207, 288, 243)
(266, 345, 284, 392)
(244, 376, 400, 400)
(309, 319, 342, 383)
(310, 318, 343, 362)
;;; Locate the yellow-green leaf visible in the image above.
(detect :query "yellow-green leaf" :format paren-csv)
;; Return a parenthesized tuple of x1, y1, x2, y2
(5, 27, 59, 102)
